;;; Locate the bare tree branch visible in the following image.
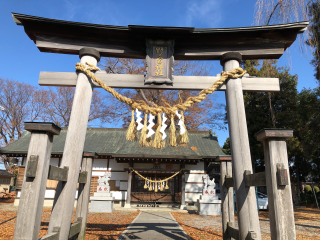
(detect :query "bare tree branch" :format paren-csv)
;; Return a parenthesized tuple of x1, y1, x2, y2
(136, 89, 152, 106)
(254, 0, 316, 57)
(266, 0, 285, 25)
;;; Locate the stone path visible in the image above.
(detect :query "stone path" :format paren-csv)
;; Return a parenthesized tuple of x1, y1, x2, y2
(117, 211, 190, 240)
(115, 206, 188, 213)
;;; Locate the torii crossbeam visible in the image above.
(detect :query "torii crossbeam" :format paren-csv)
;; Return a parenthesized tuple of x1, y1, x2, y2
(11, 12, 308, 240)
(39, 71, 280, 91)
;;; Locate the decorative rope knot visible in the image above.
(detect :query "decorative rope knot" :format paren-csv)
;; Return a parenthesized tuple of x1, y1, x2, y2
(75, 62, 247, 148)
(131, 168, 182, 192)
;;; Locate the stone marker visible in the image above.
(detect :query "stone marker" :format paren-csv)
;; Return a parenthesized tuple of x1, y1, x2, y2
(197, 174, 222, 215)
(90, 171, 115, 213)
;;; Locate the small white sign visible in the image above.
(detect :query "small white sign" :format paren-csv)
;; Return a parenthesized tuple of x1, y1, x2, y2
(120, 182, 128, 190)
(115, 180, 120, 187)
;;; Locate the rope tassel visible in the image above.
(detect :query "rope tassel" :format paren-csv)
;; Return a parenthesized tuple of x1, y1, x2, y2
(144, 179, 148, 189)
(152, 113, 165, 149)
(139, 113, 149, 147)
(126, 110, 138, 141)
(169, 114, 177, 147)
(155, 181, 158, 192)
(165, 180, 169, 190)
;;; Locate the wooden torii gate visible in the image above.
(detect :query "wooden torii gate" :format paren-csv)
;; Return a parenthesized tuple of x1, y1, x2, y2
(11, 13, 308, 240)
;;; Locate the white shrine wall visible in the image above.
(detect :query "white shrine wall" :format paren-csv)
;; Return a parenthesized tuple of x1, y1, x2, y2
(15, 157, 130, 206)
(15, 157, 207, 206)
(185, 161, 205, 203)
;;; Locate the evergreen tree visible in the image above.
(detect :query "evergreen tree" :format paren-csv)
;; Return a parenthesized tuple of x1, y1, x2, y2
(307, 1, 320, 82)
(242, 60, 299, 172)
(297, 88, 320, 181)
(240, 60, 320, 199)
(221, 137, 231, 155)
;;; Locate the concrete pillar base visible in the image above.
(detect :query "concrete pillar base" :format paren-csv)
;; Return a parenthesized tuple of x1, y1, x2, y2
(124, 203, 131, 208)
(180, 204, 187, 210)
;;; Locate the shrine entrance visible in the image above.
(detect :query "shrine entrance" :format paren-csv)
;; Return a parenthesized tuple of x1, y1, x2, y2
(11, 12, 309, 240)
(131, 172, 180, 204)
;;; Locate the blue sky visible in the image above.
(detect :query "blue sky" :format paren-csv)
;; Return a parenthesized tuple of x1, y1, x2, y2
(0, 0, 318, 163)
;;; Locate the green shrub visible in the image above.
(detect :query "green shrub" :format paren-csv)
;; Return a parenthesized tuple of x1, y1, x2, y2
(305, 185, 312, 192)
(314, 186, 320, 193)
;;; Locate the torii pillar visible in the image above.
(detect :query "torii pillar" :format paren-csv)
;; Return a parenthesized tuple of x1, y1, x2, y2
(47, 48, 100, 239)
(222, 52, 261, 240)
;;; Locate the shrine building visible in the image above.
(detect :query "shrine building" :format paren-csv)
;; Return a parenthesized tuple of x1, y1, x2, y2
(0, 128, 224, 208)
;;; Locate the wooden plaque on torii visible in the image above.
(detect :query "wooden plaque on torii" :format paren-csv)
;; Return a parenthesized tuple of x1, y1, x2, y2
(145, 39, 174, 85)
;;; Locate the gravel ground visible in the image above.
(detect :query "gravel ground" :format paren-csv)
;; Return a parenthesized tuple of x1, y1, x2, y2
(171, 208, 320, 240)
(0, 204, 139, 240)
(1, 204, 319, 239)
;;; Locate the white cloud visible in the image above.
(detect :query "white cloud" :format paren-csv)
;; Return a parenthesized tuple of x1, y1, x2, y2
(84, 5, 122, 26)
(184, 0, 222, 27)
(62, 0, 125, 26)
(63, 0, 82, 21)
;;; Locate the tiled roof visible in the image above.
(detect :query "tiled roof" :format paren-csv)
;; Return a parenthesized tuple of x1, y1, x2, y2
(0, 170, 14, 177)
(0, 128, 224, 159)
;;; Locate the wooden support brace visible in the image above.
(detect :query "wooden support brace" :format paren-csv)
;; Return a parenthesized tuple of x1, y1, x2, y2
(40, 227, 60, 240)
(277, 163, 289, 186)
(227, 222, 257, 240)
(68, 217, 83, 239)
(220, 159, 234, 240)
(25, 155, 38, 178)
(225, 175, 234, 188)
(75, 157, 93, 240)
(14, 122, 60, 240)
(245, 171, 266, 187)
(78, 171, 88, 184)
(256, 128, 295, 239)
(48, 166, 69, 182)
(227, 222, 239, 239)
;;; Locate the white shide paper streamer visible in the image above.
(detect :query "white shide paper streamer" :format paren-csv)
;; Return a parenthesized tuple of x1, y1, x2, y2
(175, 110, 186, 135)
(146, 114, 155, 138)
(160, 113, 167, 140)
(135, 108, 144, 131)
